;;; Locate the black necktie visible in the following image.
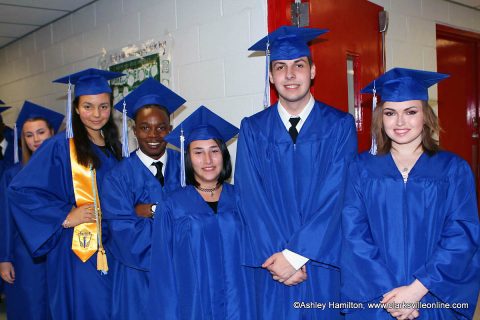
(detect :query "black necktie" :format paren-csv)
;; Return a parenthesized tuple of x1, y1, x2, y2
(0, 146, 3, 160)
(152, 161, 164, 186)
(288, 117, 301, 144)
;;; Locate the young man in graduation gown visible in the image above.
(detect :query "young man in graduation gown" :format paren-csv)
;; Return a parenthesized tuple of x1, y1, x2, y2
(101, 78, 185, 320)
(235, 26, 358, 319)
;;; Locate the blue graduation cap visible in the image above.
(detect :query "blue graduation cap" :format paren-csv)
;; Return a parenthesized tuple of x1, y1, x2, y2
(113, 77, 186, 157)
(53, 68, 124, 138)
(0, 99, 5, 105)
(248, 26, 328, 108)
(361, 67, 449, 155)
(114, 77, 185, 118)
(53, 68, 124, 97)
(164, 106, 239, 187)
(249, 26, 329, 61)
(13, 101, 65, 163)
(361, 67, 449, 102)
(0, 106, 12, 130)
(0, 106, 11, 114)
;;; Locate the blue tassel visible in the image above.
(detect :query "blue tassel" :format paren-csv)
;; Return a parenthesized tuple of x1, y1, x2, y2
(66, 81, 73, 139)
(263, 42, 271, 109)
(180, 128, 186, 187)
(121, 100, 129, 158)
(369, 81, 377, 155)
(13, 123, 19, 164)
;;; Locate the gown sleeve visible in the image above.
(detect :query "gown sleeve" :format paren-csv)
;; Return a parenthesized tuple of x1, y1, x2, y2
(7, 137, 71, 257)
(235, 117, 277, 266)
(413, 160, 480, 319)
(147, 200, 178, 319)
(340, 158, 398, 304)
(101, 165, 154, 271)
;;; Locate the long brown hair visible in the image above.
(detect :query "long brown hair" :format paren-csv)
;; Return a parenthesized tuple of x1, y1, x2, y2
(72, 95, 122, 169)
(371, 100, 440, 155)
(21, 118, 54, 164)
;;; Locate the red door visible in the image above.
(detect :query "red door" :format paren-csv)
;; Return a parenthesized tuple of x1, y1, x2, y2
(268, 0, 384, 152)
(436, 25, 480, 191)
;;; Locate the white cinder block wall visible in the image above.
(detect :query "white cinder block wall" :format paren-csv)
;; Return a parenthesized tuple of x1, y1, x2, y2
(369, 0, 480, 102)
(1, 0, 480, 159)
(0, 0, 268, 167)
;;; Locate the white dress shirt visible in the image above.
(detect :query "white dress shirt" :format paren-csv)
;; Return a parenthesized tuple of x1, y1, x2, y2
(136, 148, 167, 176)
(0, 138, 7, 157)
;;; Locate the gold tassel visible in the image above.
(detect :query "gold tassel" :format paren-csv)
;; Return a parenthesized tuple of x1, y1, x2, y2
(97, 247, 108, 273)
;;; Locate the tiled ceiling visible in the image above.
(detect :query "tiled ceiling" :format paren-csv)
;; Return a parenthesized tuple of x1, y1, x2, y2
(448, 0, 480, 9)
(0, 0, 96, 48)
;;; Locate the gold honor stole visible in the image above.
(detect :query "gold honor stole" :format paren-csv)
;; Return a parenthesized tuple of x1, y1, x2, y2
(69, 138, 108, 272)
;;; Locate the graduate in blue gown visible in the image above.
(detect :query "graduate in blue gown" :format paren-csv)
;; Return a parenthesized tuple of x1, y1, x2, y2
(0, 106, 16, 177)
(8, 69, 124, 320)
(101, 78, 185, 319)
(0, 101, 64, 320)
(341, 68, 480, 320)
(235, 26, 358, 319)
(147, 106, 256, 320)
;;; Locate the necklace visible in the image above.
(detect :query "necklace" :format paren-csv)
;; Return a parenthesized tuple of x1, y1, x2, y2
(391, 152, 413, 184)
(400, 167, 409, 183)
(196, 185, 218, 197)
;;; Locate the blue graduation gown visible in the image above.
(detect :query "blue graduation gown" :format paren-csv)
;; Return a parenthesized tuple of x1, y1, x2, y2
(101, 149, 180, 320)
(341, 151, 480, 320)
(235, 101, 357, 319)
(8, 133, 119, 320)
(0, 128, 16, 178)
(0, 163, 49, 320)
(147, 184, 256, 320)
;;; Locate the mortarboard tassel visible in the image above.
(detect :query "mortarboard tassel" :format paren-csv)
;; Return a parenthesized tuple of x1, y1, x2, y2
(121, 100, 129, 158)
(180, 128, 186, 187)
(369, 81, 377, 155)
(66, 81, 74, 139)
(13, 123, 19, 164)
(263, 42, 271, 109)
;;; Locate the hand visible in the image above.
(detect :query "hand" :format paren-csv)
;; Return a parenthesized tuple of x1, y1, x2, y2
(381, 280, 428, 319)
(262, 252, 296, 283)
(65, 203, 96, 228)
(0, 262, 15, 284)
(283, 265, 307, 286)
(135, 203, 153, 218)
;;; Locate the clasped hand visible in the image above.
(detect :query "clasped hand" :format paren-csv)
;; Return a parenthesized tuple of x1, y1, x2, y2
(262, 252, 307, 286)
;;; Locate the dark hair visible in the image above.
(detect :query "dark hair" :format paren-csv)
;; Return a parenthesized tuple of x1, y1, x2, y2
(21, 117, 54, 164)
(372, 100, 440, 155)
(133, 104, 170, 123)
(270, 56, 314, 70)
(185, 138, 232, 187)
(72, 95, 122, 169)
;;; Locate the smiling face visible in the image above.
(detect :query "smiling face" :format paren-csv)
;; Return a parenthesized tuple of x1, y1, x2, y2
(75, 93, 112, 136)
(269, 56, 315, 113)
(133, 106, 172, 160)
(189, 139, 223, 187)
(382, 100, 424, 149)
(22, 119, 53, 153)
